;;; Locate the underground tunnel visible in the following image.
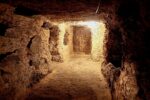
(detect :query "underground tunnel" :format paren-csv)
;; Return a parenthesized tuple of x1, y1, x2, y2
(0, 0, 150, 100)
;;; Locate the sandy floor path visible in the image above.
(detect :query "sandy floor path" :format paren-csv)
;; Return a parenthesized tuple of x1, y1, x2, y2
(26, 56, 111, 100)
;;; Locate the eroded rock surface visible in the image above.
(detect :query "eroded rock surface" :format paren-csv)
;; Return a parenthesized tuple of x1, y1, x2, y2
(0, 3, 52, 99)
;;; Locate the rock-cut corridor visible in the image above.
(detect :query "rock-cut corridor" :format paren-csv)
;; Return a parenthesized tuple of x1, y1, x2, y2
(1, 0, 150, 99)
(26, 55, 111, 100)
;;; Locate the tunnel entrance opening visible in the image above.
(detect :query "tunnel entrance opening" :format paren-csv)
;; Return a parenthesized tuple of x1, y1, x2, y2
(56, 21, 106, 62)
(73, 26, 92, 55)
(105, 28, 123, 68)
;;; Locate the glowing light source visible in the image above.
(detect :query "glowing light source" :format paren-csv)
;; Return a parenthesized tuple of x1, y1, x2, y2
(76, 21, 99, 29)
(85, 21, 98, 28)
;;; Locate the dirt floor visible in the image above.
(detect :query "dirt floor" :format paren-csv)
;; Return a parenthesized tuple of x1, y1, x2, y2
(26, 55, 111, 100)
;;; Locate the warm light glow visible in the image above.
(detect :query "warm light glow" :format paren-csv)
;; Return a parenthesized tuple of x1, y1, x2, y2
(86, 21, 98, 28)
(76, 21, 99, 29)
(59, 20, 106, 61)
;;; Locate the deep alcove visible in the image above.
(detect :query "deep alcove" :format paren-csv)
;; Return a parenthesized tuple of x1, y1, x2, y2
(0, 0, 150, 100)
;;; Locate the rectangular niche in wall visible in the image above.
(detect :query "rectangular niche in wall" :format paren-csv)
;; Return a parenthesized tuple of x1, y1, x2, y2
(73, 26, 91, 54)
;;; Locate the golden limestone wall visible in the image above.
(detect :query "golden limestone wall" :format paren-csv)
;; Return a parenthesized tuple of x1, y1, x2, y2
(57, 22, 73, 61)
(91, 21, 106, 61)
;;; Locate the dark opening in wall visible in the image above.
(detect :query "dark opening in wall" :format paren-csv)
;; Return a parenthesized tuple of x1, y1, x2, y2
(42, 22, 52, 29)
(106, 28, 123, 68)
(63, 31, 69, 45)
(14, 6, 39, 16)
(27, 36, 35, 49)
(0, 50, 17, 62)
(0, 23, 9, 36)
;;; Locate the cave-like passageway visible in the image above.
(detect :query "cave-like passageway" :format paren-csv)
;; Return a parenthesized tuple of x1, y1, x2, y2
(0, 0, 150, 100)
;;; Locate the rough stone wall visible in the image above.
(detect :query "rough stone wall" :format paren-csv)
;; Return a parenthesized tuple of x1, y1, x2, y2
(49, 24, 63, 62)
(91, 21, 106, 61)
(102, 0, 150, 100)
(0, 3, 51, 99)
(58, 23, 72, 61)
(114, 61, 139, 100)
(113, 0, 150, 99)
